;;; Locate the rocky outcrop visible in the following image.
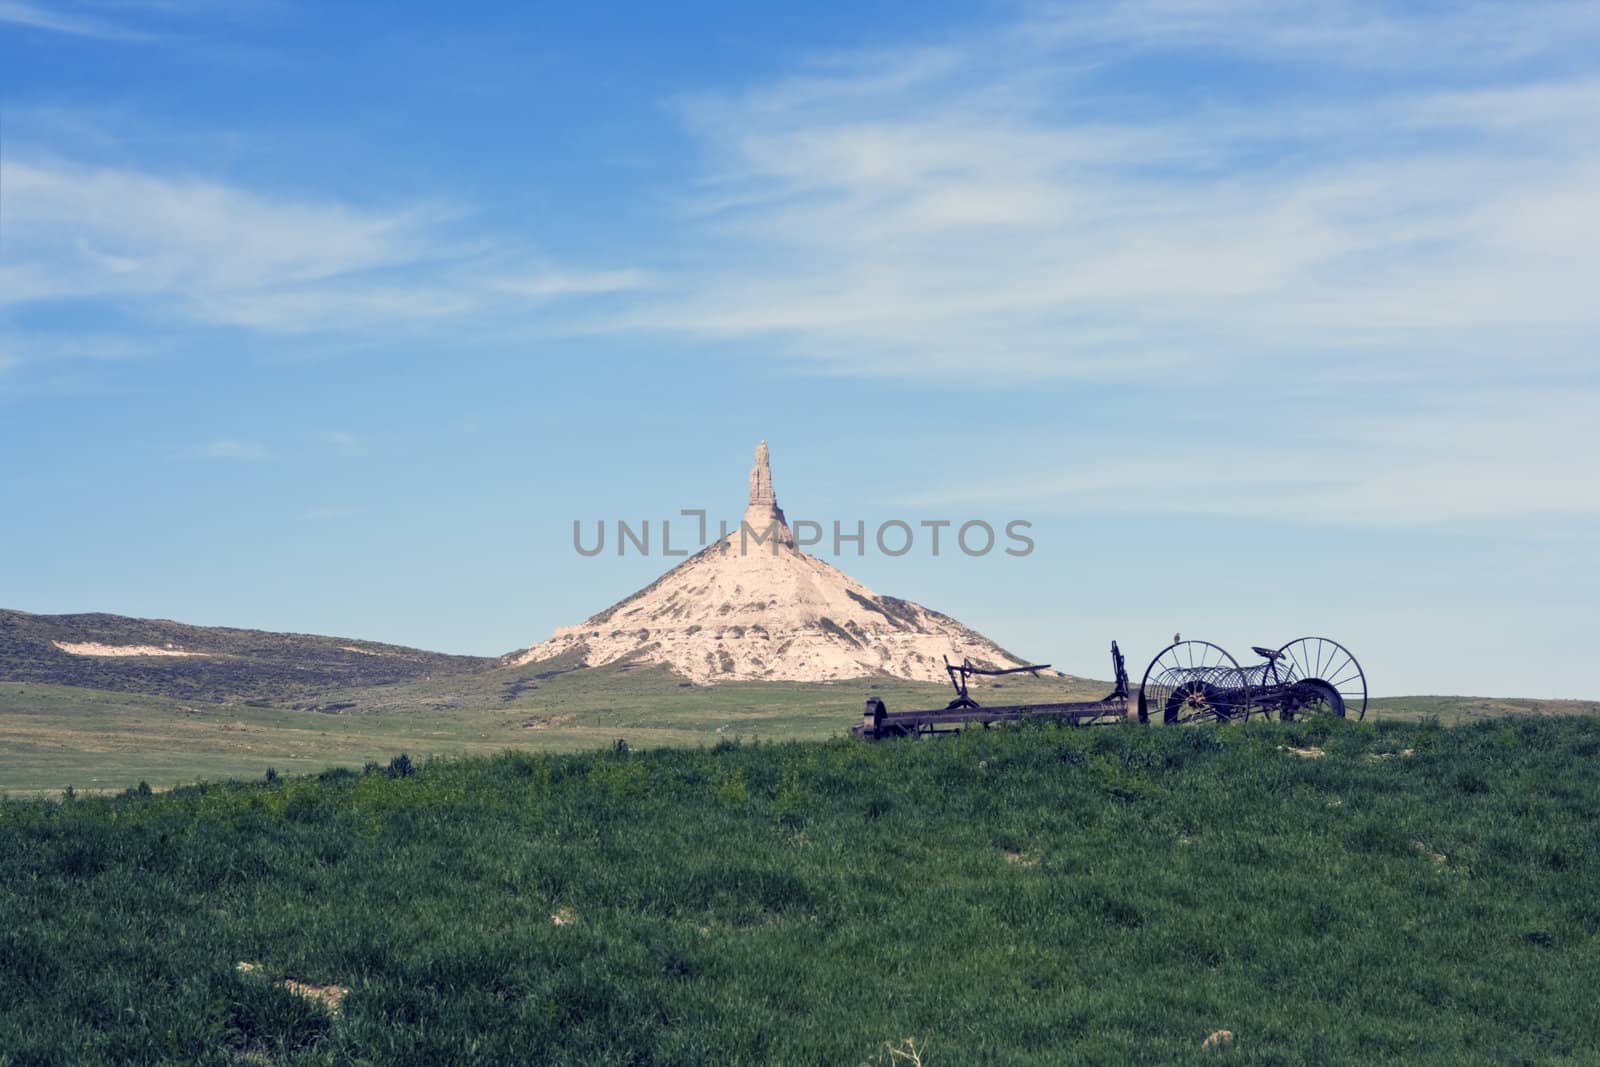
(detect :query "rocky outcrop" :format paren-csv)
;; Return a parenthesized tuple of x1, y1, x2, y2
(742, 438, 790, 541)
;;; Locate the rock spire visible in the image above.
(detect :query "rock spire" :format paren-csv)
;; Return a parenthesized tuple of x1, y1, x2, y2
(512, 439, 1032, 683)
(742, 438, 789, 536)
(749, 439, 776, 505)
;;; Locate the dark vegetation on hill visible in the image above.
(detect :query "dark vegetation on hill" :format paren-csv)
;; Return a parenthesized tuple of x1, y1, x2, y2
(0, 609, 491, 705)
(3, 716, 1599, 1064)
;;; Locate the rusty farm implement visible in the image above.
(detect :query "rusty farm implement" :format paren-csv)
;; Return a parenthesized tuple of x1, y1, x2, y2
(854, 637, 1366, 740)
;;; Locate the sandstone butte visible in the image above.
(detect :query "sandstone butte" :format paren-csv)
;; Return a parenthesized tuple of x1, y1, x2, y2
(511, 441, 1034, 684)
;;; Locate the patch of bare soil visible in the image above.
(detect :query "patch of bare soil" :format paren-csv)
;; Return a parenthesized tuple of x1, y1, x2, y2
(53, 641, 204, 658)
(236, 961, 349, 1015)
(1413, 841, 1447, 864)
(281, 978, 349, 1015)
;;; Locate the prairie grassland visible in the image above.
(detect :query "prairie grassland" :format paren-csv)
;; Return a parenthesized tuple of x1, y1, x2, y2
(2, 660, 1596, 795)
(0, 665, 1110, 794)
(2, 715, 1598, 1064)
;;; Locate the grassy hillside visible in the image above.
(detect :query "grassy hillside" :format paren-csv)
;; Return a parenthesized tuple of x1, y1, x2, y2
(1368, 694, 1600, 722)
(4, 607, 1597, 796)
(4, 655, 1598, 795)
(0, 608, 491, 704)
(0, 664, 1112, 794)
(3, 716, 1598, 1064)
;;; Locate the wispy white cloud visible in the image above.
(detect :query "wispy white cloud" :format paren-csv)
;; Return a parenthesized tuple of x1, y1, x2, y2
(311, 430, 365, 458)
(493, 269, 651, 300)
(895, 386, 1600, 524)
(620, 35, 1600, 381)
(0, 0, 150, 40)
(8, 0, 1596, 527)
(1023, 0, 1600, 71)
(0, 155, 645, 347)
(617, 1, 1600, 522)
(2, 158, 435, 314)
(180, 438, 272, 461)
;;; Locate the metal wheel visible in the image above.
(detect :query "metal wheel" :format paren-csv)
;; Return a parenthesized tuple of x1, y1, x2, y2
(1138, 641, 1252, 724)
(1165, 681, 1231, 724)
(1272, 637, 1367, 721)
(1282, 679, 1344, 720)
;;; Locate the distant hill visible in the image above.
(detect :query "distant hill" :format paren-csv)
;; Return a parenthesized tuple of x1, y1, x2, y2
(0, 608, 491, 704)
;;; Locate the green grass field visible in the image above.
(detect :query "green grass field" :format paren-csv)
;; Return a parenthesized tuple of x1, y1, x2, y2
(3, 715, 1599, 1064)
(2, 659, 1597, 795)
(6, 605, 1596, 797)
(0, 664, 1113, 794)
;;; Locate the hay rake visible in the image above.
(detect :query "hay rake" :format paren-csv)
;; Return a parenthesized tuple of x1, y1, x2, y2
(854, 636, 1365, 741)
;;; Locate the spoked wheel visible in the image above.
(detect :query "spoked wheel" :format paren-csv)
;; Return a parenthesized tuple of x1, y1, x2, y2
(1272, 637, 1367, 721)
(1281, 679, 1344, 720)
(1138, 641, 1252, 724)
(1165, 681, 1230, 724)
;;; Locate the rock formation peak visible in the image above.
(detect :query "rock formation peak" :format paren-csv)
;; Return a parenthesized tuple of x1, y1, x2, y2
(512, 440, 1030, 683)
(749, 439, 776, 506)
(743, 438, 789, 537)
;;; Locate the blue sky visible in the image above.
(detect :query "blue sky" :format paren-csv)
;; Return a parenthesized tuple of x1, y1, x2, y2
(2, 1, 1597, 697)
